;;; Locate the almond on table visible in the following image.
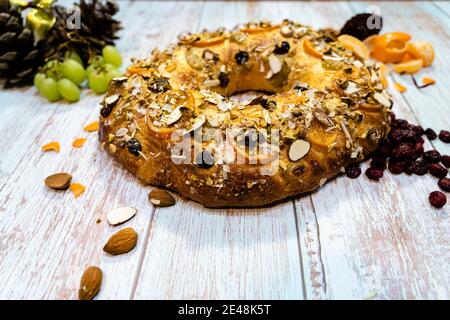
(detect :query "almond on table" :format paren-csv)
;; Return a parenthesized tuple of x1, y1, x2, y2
(78, 266, 102, 300)
(41, 141, 60, 153)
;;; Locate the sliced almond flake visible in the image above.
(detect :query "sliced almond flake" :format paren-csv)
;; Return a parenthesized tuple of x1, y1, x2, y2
(319, 178, 327, 187)
(107, 207, 137, 226)
(279, 159, 288, 171)
(344, 81, 360, 95)
(259, 60, 265, 73)
(262, 109, 272, 124)
(288, 139, 311, 162)
(161, 104, 173, 112)
(207, 113, 226, 127)
(280, 111, 291, 118)
(204, 79, 221, 87)
(218, 101, 232, 112)
(105, 94, 119, 106)
(161, 106, 182, 125)
(188, 115, 206, 132)
(373, 92, 391, 108)
(115, 127, 128, 137)
(268, 54, 282, 74)
(339, 120, 353, 145)
(112, 76, 127, 82)
(265, 70, 273, 79)
(158, 64, 171, 78)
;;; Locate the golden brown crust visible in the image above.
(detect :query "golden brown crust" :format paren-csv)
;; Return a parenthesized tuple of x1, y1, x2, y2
(99, 20, 392, 208)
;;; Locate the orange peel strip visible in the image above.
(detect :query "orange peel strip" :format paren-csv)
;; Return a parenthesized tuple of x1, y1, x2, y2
(393, 82, 407, 93)
(72, 138, 87, 148)
(84, 121, 99, 132)
(70, 183, 86, 199)
(393, 59, 423, 74)
(190, 36, 226, 47)
(337, 34, 370, 60)
(41, 141, 60, 153)
(422, 77, 436, 86)
(240, 25, 279, 34)
(303, 39, 323, 59)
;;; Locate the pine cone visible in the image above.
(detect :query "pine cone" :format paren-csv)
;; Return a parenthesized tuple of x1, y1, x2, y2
(0, 0, 43, 88)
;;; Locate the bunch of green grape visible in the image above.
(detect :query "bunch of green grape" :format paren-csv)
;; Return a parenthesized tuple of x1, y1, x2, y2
(34, 46, 123, 103)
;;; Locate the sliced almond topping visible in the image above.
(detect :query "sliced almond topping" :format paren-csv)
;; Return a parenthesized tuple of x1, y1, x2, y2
(115, 127, 128, 137)
(158, 64, 172, 78)
(373, 92, 391, 108)
(268, 54, 282, 74)
(288, 139, 311, 162)
(41, 141, 60, 153)
(204, 79, 221, 87)
(105, 94, 119, 106)
(107, 207, 137, 226)
(161, 107, 182, 125)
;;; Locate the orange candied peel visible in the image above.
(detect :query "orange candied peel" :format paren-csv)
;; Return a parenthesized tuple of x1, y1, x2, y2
(422, 77, 436, 86)
(303, 39, 323, 59)
(83, 121, 99, 132)
(393, 82, 407, 93)
(70, 183, 86, 199)
(72, 138, 87, 148)
(393, 59, 423, 74)
(369, 32, 411, 63)
(189, 35, 226, 47)
(406, 41, 435, 67)
(337, 34, 369, 60)
(41, 141, 60, 153)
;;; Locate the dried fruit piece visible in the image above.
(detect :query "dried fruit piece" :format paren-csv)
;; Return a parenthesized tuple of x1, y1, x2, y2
(273, 41, 290, 54)
(429, 163, 448, 178)
(78, 266, 102, 300)
(70, 183, 86, 198)
(303, 39, 322, 59)
(149, 189, 176, 207)
(103, 227, 138, 255)
(424, 128, 437, 140)
(345, 164, 362, 179)
(423, 150, 441, 163)
(41, 142, 60, 153)
(429, 191, 447, 209)
(235, 51, 249, 65)
(393, 82, 407, 93)
(337, 34, 370, 59)
(84, 121, 99, 132)
(288, 139, 311, 162)
(72, 138, 87, 148)
(421, 77, 436, 86)
(439, 130, 450, 143)
(340, 13, 383, 40)
(107, 207, 137, 226)
(406, 41, 435, 67)
(370, 32, 411, 63)
(45, 173, 73, 190)
(365, 167, 384, 180)
(392, 59, 423, 74)
(438, 178, 450, 192)
(441, 155, 450, 168)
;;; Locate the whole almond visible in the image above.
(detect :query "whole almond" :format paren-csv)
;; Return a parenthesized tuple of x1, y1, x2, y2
(78, 266, 102, 300)
(45, 173, 72, 190)
(148, 189, 176, 207)
(103, 227, 138, 255)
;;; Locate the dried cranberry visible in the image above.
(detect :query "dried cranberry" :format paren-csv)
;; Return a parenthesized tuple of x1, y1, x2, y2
(410, 160, 429, 176)
(218, 72, 230, 87)
(273, 41, 290, 54)
(412, 125, 424, 136)
(370, 156, 387, 169)
(235, 51, 249, 65)
(392, 143, 415, 159)
(424, 128, 437, 140)
(441, 155, 450, 168)
(429, 163, 448, 178)
(414, 142, 424, 156)
(429, 191, 447, 208)
(439, 130, 450, 143)
(403, 160, 414, 175)
(392, 119, 409, 129)
(388, 160, 404, 174)
(438, 178, 450, 192)
(345, 164, 361, 179)
(389, 112, 396, 122)
(423, 150, 441, 163)
(365, 167, 384, 180)
(374, 142, 391, 158)
(389, 128, 417, 143)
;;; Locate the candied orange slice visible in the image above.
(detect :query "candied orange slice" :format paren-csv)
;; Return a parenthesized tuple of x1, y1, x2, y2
(307, 128, 338, 149)
(337, 34, 369, 60)
(83, 121, 99, 132)
(422, 77, 436, 86)
(363, 35, 379, 51)
(72, 138, 87, 148)
(393, 59, 423, 74)
(370, 32, 411, 63)
(303, 39, 323, 59)
(165, 63, 176, 72)
(393, 82, 407, 93)
(41, 141, 60, 153)
(127, 66, 155, 77)
(190, 35, 226, 47)
(70, 183, 86, 199)
(406, 41, 435, 67)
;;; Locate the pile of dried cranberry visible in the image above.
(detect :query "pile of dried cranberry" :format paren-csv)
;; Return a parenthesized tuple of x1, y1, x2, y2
(346, 113, 449, 209)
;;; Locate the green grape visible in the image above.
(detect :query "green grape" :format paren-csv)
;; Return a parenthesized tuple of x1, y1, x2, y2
(64, 51, 83, 66)
(33, 73, 46, 91)
(58, 79, 81, 102)
(44, 60, 61, 80)
(86, 64, 97, 78)
(61, 59, 86, 85)
(103, 63, 117, 72)
(40, 78, 62, 102)
(102, 45, 122, 67)
(88, 70, 109, 94)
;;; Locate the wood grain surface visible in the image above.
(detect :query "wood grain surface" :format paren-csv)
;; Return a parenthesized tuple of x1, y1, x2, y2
(0, 1, 448, 300)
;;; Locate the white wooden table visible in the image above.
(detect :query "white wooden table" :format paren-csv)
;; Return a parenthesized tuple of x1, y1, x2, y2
(0, 0, 449, 300)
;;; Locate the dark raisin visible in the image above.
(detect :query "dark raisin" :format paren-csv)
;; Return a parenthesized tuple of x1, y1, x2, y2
(438, 178, 450, 192)
(235, 51, 249, 65)
(370, 156, 387, 169)
(389, 112, 396, 122)
(196, 151, 215, 169)
(388, 160, 404, 174)
(412, 125, 424, 136)
(126, 138, 142, 156)
(439, 130, 450, 143)
(345, 164, 361, 179)
(100, 104, 113, 118)
(403, 160, 414, 175)
(429, 191, 447, 209)
(391, 143, 415, 160)
(423, 150, 441, 163)
(429, 163, 448, 178)
(411, 160, 429, 176)
(339, 13, 383, 41)
(392, 119, 409, 129)
(424, 128, 437, 140)
(365, 167, 384, 180)
(374, 142, 391, 158)
(218, 72, 229, 87)
(149, 78, 171, 93)
(273, 41, 290, 54)
(441, 155, 450, 168)
(414, 141, 424, 156)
